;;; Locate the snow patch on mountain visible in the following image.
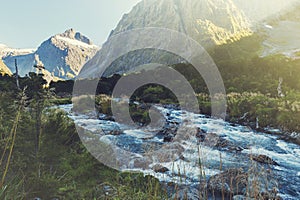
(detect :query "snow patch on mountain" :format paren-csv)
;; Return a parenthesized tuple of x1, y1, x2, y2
(0, 44, 35, 58)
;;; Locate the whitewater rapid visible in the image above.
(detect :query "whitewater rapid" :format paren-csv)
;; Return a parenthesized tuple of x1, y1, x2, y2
(58, 104, 300, 199)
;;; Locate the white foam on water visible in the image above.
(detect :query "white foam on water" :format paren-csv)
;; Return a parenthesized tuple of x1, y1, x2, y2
(57, 104, 300, 198)
(124, 129, 156, 139)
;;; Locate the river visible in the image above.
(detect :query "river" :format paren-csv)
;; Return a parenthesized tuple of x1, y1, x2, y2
(58, 104, 300, 199)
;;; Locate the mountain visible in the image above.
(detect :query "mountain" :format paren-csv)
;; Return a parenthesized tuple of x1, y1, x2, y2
(232, 0, 298, 25)
(2, 29, 99, 80)
(0, 59, 11, 75)
(110, 0, 252, 46)
(0, 44, 35, 58)
(80, 0, 298, 78)
(259, 4, 300, 59)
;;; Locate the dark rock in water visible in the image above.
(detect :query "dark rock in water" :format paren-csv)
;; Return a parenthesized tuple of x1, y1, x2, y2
(152, 164, 169, 173)
(179, 155, 189, 162)
(208, 168, 248, 197)
(216, 137, 230, 148)
(228, 146, 244, 152)
(250, 155, 279, 166)
(109, 130, 122, 135)
(164, 134, 174, 142)
(98, 114, 115, 121)
(200, 133, 244, 152)
(196, 127, 206, 142)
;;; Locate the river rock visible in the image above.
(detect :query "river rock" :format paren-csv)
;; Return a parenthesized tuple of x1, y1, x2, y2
(109, 129, 122, 135)
(163, 133, 174, 142)
(152, 164, 170, 173)
(250, 155, 279, 166)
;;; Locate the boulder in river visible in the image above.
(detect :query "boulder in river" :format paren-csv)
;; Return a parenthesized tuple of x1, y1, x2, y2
(152, 164, 170, 173)
(250, 155, 279, 166)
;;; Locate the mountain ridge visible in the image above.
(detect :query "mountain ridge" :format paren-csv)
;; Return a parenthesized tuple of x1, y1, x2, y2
(2, 29, 99, 81)
(81, 0, 300, 78)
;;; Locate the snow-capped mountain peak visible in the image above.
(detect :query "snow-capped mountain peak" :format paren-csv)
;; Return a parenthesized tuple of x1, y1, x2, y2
(58, 28, 93, 45)
(2, 29, 99, 81)
(0, 43, 35, 58)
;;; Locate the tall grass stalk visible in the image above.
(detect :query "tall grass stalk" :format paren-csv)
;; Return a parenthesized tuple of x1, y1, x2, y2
(0, 89, 26, 187)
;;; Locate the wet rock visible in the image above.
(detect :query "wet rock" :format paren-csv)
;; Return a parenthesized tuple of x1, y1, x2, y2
(279, 133, 300, 146)
(200, 133, 244, 152)
(109, 130, 122, 135)
(250, 155, 279, 166)
(152, 164, 170, 173)
(133, 157, 152, 169)
(163, 134, 174, 142)
(196, 127, 206, 142)
(208, 168, 248, 196)
(158, 123, 178, 142)
(228, 146, 244, 152)
(98, 113, 115, 121)
(216, 137, 230, 148)
(179, 155, 189, 162)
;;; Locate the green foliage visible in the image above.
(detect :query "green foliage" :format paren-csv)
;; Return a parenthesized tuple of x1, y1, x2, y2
(0, 88, 165, 199)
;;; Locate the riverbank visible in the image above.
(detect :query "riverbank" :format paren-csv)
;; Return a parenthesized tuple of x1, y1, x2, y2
(58, 102, 300, 199)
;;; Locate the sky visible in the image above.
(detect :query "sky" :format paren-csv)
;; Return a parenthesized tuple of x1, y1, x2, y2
(0, 0, 141, 48)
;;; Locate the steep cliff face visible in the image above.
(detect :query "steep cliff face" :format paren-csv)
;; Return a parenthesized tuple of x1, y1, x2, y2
(111, 0, 252, 46)
(80, 0, 254, 78)
(80, 0, 300, 78)
(2, 29, 99, 79)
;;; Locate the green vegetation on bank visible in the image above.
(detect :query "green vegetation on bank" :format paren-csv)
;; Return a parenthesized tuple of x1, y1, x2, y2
(0, 74, 166, 199)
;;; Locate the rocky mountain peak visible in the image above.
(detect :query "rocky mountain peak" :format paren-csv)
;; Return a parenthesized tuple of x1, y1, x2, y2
(110, 0, 252, 46)
(58, 28, 93, 45)
(2, 29, 99, 81)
